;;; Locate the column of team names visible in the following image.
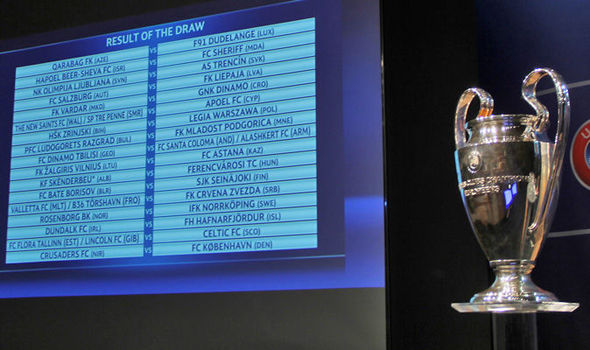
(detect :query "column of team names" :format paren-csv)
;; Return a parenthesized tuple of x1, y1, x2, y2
(7, 47, 150, 263)
(153, 18, 318, 256)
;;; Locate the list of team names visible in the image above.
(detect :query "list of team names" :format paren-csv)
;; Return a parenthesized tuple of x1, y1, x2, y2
(5, 17, 318, 264)
(7, 45, 150, 264)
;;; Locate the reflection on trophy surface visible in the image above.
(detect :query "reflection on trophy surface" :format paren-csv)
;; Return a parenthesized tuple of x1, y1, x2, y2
(451, 68, 578, 313)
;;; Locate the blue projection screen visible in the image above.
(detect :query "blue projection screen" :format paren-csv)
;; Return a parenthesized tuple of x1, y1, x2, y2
(0, 0, 384, 297)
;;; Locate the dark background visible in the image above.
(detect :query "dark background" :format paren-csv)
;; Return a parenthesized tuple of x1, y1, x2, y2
(384, 1, 492, 349)
(0, 0, 546, 348)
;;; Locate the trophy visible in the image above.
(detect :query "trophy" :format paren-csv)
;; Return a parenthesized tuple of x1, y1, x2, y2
(451, 68, 579, 313)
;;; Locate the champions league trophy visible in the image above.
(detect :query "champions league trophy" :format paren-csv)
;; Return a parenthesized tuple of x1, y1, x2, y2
(451, 68, 579, 313)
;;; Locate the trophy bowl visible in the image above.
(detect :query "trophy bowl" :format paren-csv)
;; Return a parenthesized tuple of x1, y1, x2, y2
(451, 68, 578, 313)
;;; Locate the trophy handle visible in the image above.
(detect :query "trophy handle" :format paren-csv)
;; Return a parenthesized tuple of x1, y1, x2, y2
(454, 88, 494, 149)
(522, 68, 571, 232)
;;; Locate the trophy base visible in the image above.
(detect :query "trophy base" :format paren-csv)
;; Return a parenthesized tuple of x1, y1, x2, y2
(451, 301, 579, 313)
(452, 260, 579, 313)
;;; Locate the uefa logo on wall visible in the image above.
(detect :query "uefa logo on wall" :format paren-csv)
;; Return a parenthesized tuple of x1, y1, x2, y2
(570, 119, 590, 190)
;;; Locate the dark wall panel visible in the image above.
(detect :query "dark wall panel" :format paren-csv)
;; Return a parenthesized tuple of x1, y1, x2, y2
(384, 1, 491, 349)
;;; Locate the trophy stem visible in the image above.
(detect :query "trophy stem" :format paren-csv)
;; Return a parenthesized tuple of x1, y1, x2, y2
(492, 313, 538, 350)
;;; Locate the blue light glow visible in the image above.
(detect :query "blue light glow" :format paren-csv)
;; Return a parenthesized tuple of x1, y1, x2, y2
(504, 183, 518, 209)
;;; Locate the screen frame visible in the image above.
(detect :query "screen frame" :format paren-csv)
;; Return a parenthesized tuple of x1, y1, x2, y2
(0, 0, 387, 299)
(0, 0, 390, 349)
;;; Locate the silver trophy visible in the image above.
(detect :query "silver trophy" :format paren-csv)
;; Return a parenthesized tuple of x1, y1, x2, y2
(451, 68, 578, 313)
